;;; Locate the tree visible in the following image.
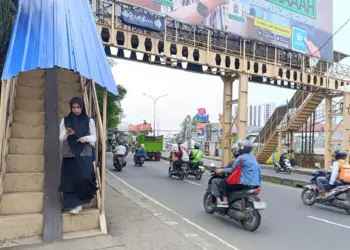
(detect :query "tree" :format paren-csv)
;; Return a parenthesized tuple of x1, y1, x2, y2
(95, 58, 127, 129)
(176, 115, 192, 144)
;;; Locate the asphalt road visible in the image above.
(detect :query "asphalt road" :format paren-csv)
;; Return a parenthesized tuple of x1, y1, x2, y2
(107, 155, 350, 250)
(162, 152, 310, 182)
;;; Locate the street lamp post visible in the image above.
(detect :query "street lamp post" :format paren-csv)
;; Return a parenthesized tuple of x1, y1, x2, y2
(143, 93, 168, 136)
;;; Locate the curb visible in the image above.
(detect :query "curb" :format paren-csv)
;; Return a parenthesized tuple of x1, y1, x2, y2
(161, 156, 307, 189)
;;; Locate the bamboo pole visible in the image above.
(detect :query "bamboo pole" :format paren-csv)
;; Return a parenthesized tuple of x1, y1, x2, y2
(101, 88, 107, 212)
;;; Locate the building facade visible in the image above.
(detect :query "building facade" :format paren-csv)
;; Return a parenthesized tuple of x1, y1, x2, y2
(247, 102, 276, 127)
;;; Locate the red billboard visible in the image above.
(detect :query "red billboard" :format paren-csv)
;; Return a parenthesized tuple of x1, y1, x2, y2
(128, 124, 152, 132)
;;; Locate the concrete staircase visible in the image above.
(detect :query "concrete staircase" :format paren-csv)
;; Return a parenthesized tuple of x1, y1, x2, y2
(256, 93, 324, 163)
(0, 70, 45, 241)
(57, 69, 100, 240)
(0, 69, 102, 243)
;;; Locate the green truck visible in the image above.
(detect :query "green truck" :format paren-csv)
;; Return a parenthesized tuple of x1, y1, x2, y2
(137, 135, 163, 161)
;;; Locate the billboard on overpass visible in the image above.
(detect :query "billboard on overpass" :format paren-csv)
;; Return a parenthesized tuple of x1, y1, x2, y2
(118, 0, 333, 60)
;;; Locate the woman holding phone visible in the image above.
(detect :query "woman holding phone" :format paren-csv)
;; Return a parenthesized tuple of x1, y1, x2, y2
(59, 97, 97, 214)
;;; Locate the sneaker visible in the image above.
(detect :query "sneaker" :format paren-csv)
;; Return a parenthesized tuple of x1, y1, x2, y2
(69, 205, 82, 215)
(217, 202, 229, 208)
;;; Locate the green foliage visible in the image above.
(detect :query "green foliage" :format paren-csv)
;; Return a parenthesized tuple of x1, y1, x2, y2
(95, 84, 127, 129)
(176, 115, 192, 144)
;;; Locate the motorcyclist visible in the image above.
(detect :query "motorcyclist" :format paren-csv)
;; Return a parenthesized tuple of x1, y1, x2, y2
(211, 140, 261, 208)
(316, 150, 347, 198)
(115, 141, 127, 166)
(189, 143, 203, 170)
(135, 144, 147, 162)
(278, 153, 288, 169)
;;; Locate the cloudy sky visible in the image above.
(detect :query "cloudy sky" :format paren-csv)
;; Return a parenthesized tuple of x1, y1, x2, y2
(111, 0, 350, 134)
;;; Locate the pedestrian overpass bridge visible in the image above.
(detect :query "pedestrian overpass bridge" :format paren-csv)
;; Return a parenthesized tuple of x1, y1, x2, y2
(0, 0, 350, 247)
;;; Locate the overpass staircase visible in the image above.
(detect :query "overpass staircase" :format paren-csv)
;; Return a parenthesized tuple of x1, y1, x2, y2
(0, 69, 106, 244)
(255, 90, 324, 163)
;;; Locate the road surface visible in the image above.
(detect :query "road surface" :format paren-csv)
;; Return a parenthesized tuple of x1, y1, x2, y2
(106, 155, 350, 250)
(162, 152, 310, 182)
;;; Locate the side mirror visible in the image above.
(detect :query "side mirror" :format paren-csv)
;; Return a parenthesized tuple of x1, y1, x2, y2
(209, 162, 216, 171)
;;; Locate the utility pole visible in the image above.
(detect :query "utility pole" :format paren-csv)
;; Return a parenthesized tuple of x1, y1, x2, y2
(143, 93, 168, 136)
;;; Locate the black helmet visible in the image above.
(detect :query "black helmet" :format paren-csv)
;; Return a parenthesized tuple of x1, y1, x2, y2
(334, 150, 347, 160)
(118, 141, 123, 146)
(232, 139, 253, 155)
(194, 143, 200, 149)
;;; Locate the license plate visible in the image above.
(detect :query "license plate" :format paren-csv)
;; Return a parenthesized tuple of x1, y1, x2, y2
(253, 201, 266, 210)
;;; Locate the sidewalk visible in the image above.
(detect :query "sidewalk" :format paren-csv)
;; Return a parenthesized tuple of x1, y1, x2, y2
(6, 183, 203, 250)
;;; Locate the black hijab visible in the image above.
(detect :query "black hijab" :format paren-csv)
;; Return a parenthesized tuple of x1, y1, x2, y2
(64, 97, 90, 157)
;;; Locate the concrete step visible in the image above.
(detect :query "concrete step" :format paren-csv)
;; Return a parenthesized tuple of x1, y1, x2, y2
(62, 208, 99, 233)
(0, 192, 43, 215)
(0, 213, 43, 241)
(58, 69, 81, 83)
(6, 155, 44, 173)
(13, 110, 45, 125)
(16, 86, 45, 100)
(4, 173, 44, 192)
(83, 198, 97, 209)
(58, 101, 71, 115)
(63, 229, 104, 240)
(9, 138, 44, 155)
(11, 123, 45, 139)
(17, 76, 45, 89)
(15, 98, 44, 112)
(58, 90, 84, 103)
(58, 82, 81, 92)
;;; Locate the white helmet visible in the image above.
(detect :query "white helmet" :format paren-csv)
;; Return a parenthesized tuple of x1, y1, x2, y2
(141, 144, 145, 148)
(232, 139, 253, 155)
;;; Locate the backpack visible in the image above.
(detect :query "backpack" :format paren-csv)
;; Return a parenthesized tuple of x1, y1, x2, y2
(339, 162, 350, 183)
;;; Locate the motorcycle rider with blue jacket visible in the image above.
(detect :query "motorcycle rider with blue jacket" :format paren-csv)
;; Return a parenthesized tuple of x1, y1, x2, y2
(212, 140, 262, 208)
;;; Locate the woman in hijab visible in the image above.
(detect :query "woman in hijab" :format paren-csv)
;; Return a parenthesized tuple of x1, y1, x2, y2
(59, 97, 97, 214)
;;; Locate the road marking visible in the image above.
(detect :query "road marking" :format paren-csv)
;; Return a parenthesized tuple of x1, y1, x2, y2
(166, 221, 178, 225)
(106, 169, 240, 250)
(185, 180, 202, 186)
(307, 216, 350, 229)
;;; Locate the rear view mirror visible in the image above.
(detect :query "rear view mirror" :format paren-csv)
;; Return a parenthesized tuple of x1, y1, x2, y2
(209, 162, 216, 171)
(315, 162, 321, 169)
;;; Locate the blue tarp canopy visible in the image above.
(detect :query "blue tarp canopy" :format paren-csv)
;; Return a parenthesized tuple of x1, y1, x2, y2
(1, 0, 118, 95)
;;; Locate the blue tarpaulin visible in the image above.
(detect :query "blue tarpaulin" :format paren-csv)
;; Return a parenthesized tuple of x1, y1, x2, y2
(1, 0, 118, 95)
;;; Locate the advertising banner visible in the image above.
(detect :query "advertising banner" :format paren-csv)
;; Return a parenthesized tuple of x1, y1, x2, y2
(128, 124, 152, 132)
(195, 108, 209, 123)
(118, 0, 333, 60)
(196, 123, 205, 138)
(120, 8, 165, 31)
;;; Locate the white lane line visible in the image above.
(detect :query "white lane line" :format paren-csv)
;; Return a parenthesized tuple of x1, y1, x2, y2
(185, 180, 202, 186)
(106, 169, 240, 250)
(307, 216, 350, 229)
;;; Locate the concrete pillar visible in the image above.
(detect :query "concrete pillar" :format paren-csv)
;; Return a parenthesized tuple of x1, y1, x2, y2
(289, 132, 294, 151)
(237, 73, 248, 140)
(324, 97, 332, 169)
(341, 92, 350, 162)
(221, 76, 234, 167)
(278, 131, 282, 161)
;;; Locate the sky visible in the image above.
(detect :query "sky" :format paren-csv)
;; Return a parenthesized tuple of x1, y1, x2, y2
(111, 0, 350, 134)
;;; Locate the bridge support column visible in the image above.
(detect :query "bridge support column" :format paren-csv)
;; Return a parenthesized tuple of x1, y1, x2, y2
(237, 73, 248, 140)
(342, 92, 350, 162)
(221, 74, 239, 167)
(324, 97, 333, 169)
(289, 132, 294, 151)
(277, 131, 282, 161)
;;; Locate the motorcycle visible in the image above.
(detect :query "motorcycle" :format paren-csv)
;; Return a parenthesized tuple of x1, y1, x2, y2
(113, 154, 127, 171)
(168, 161, 187, 180)
(203, 164, 266, 231)
(186, 161, 205, 180)
(134, 156, 145, 167)
(274, 158, 292, 174)
(301, 164, 350, 215)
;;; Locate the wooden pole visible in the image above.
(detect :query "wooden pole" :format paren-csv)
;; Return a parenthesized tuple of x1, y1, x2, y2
(101, 88, 107, 212)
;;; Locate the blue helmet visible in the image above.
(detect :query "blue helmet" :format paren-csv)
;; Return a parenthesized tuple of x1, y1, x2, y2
(334, 150, 347, 160)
